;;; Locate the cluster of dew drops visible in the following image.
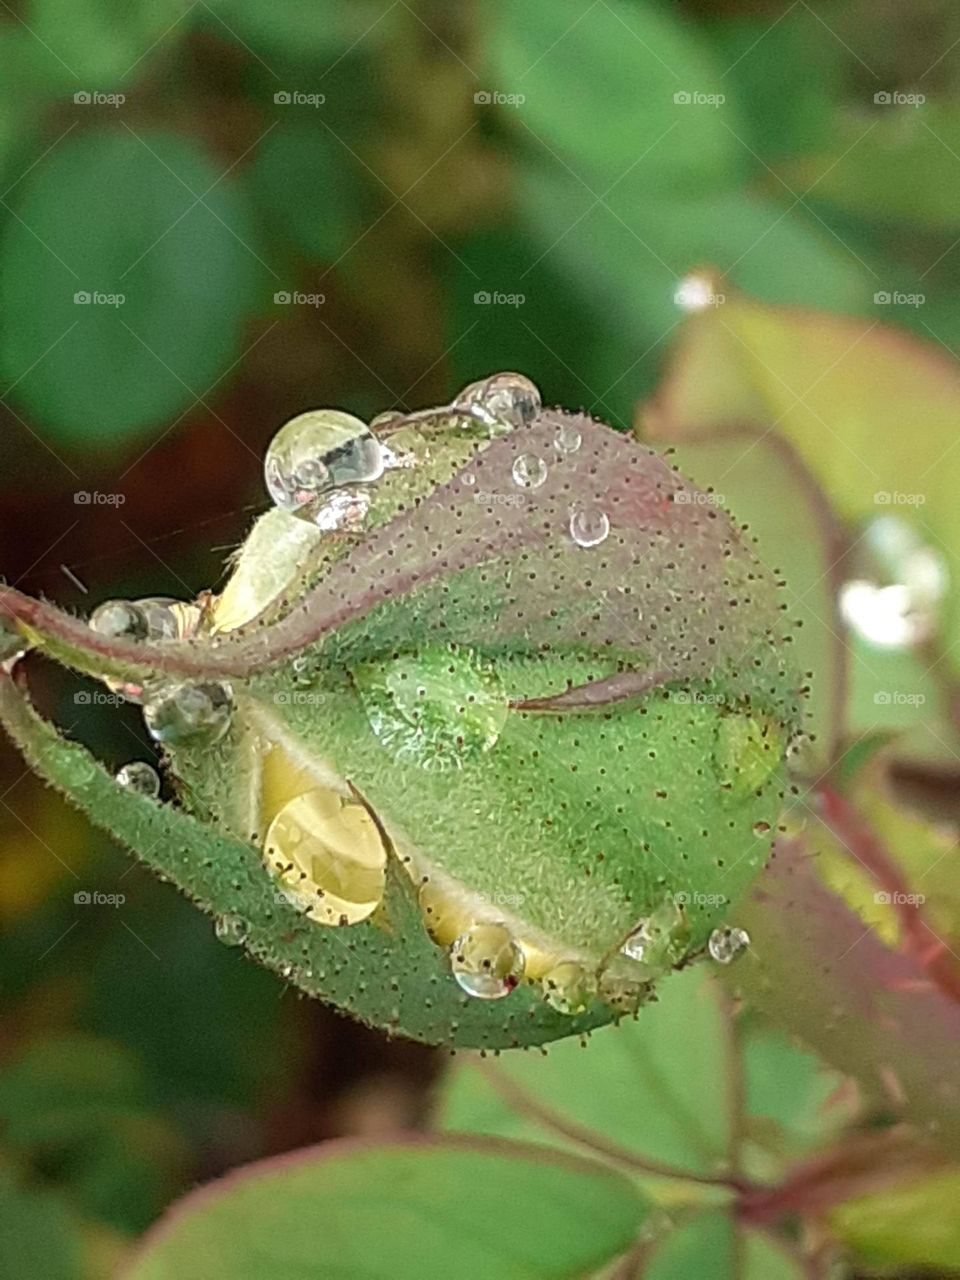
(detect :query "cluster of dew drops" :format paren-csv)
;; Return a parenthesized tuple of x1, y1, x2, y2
(84, 372, 747, 994)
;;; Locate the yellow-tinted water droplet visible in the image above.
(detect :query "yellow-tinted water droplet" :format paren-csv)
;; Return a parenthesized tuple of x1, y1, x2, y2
(264, 409, 384, 514)
(542, 960, 593, 1015)
(263, 788, 387, 927)
(450, 923, 525, 999)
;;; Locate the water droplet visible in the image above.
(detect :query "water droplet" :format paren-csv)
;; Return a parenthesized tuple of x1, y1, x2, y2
(839, 516, 947, 649)
(673, 272, 721, 313)
(708, 925, 750, 965)
(115, 760, 160, 798)
(143, 682, 232, 745)
(621, 896, 687, 969)
(569, 503, 610, 548)
(450, 923, 525, 999)
(542, 960, 592, 1015)
(353, 645, 507, 771)
(418, 878, 470, 944)
(512, 453, 548, 489)
(597, 956, 652, 1013)
(264, 409, 384, 514)
(454, 372, 542, 434)
(552, 420, 582, 454)
(215, 913, 248, 947)
(311, 486, 371, 533)
(263, 788, 386, 927)
(89, 600, 148, 640)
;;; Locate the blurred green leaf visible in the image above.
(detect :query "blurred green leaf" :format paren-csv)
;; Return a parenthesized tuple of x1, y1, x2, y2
(828, 1167, 960, 1272)
(249, 121, 360, 260)
(25, 0, 187, 86)
(125, 1138, 647, 1279)
(200, 0, 397, 60)
(0, 1170, 84, 1280)
(485, 0, 743, 190)
(643, 1209, 805, 1279)
(0, 129, 259, 445)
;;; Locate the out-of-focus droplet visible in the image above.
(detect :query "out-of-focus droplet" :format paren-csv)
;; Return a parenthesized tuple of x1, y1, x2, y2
(450, 922, 525, 999)
(708, 925, 750, 965)
(264, 410, 384, 514)
(263, 788, 386, 927)
(673, 272, 720, 313)
(143, 682, 232, 745)
(597, 955, 652, 1013)
(542, 960, 592, 1015)
(454, 372, 542, 434)
(621, 896, 687, 969)
(839, 516, 947, 649)
(512, 453, 548, 489)
(569, 503, 610, 548)
(115, 760, 160, 798)
(215, 913, 248, 947)
(552, 420, 582, 454)
(89, 600, 148, 640)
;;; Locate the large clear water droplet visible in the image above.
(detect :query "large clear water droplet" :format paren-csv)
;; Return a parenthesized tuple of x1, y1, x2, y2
(264, 409, 384, 514)
(453, 372, 542, 434)
(263, 788, 386, 927)
(620, 896, 688, 969)
(215, 913, 248, 947)
(569, 503, 610, 548)
(143, 682, 232, 745)
(115, 760, 160, 798)
(511, 453, 547, 489)
(450, 923, 525, 999)
(839, 516, 947, 649)
(708, 925, 750, 965)
(542, 960, 592, 1015)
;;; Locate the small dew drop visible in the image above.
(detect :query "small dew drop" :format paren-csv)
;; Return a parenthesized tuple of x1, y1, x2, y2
(311, 487, 371, 533)
(450, 923, 525, 999)
(569, 503, 610, 548)
(115, 760, 160, 798)
(143, 682, 232, 746)
(552, 420, 582, 454)
(512, 453, 548, 490)
(264, 409, 384, 514)
(542, 960, 592, 1015)
(214, 913, 248, 947)
(89, 600, 148, 640)
(708, 926, 750, 965)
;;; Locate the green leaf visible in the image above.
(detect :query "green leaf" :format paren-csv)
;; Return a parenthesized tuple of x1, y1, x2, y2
(642, 1210, 805, 1279)
(829, 1167, 960, 1272)
(0, 1170, 84, 1280)
(125, 1137, 647, 1280)
(484, 0, 743, 190)
(25, 0, 188, 86)
(249, 121, 361, 261)
(200, 0, 398, 59)
(0, 129, 258, 445)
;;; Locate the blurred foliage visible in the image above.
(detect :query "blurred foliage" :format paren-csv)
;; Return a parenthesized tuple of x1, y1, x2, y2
(3, 0, 960, 1276)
